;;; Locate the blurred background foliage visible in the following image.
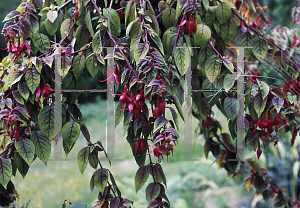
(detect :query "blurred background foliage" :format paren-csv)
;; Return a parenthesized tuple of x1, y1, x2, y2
(1, 0, 300, 207)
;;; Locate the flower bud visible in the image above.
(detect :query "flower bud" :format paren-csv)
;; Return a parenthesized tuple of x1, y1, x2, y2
(119, 93, 128, 104)
(159, 102, 165, 115)
(153, 106, 160, 118)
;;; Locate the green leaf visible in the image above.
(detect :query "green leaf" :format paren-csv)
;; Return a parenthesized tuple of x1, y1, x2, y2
(15, 106, 30, 119)
(254, 91, 267, 117)
(88, 150, 98, 169)
(134, 43, 149, 63)
(167, 107, 179, 129)
(103, 8, 121, 37)
(135, 165, 151, 193)
(38, 105, 60, 140)
(223, 97, 239, 121)
(149, 32, 164, 55)
(86, 53, 103, 78)
(150, 164, 166, 184)
(195, 24, 211, 47)
(75, 25, 90, 51)
(220, 18, 237, 44)
(92, 30, 102, 55)
(148, 14, 159, 34)
(237, 32, 253, 59)
(162, 27, 177, 55)
(154, 115, 169, 133)
(6, 70, 24, 88)
(222, 58, 234, 73)
(0, 158, 12, 187)
(77, 146, 89, 174)
(202, 0, 209, 10)
(115, 102, 123, 127)
(32, 33, 50, 53)
(125, 0, 137, 26)
(216, 1, 232, 24)
(146, 183, 161, 203)
(85, 13, 94, 37)
(12, 90, 24, 105)
(93, 168, 108, 193)
(252, 37, 268, 62)
(3, 10, 20, 22)
(30, 131, 50, 165)
(15, 138, 35, 166)
(72, 54, 86, 80)
(14, 152, 29, 178)
(258, 80, 269, 99)
(25, 69, 40, 94)
(62, 121, 81, 155)
(45, 19, 58, 36)
(60, 55, 72, 78)
(223, 73, 237, 90)
(205, 55, 221, 83)
(18, 82, 30, 101)
(174, 44, 190, 76)
(272, 97, 284, 112)
(162, 8, 177, 29)
(198, 45, 215, 67)
(169, 95, 184, 121)
(61, 19, 73, 39)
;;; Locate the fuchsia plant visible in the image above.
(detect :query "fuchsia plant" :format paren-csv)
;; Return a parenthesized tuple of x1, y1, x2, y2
(0, 0, 300, 207)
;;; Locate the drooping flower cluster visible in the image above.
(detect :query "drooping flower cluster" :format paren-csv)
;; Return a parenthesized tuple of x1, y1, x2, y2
(179, 14, 197, 36)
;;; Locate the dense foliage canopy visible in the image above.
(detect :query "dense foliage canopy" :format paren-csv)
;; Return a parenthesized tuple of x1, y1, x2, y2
(0, 0, 300, 207)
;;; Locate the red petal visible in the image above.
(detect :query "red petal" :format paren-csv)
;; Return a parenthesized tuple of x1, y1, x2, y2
(257, 149, 262, 159)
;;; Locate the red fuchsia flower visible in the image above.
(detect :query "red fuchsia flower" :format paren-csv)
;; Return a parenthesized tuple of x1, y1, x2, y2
(128, 101, 134, 113)
(74, 5, 79, 21)
(159, 95, 165, 115)
(147, 144, 164, 158)
(257, 142, 262, 159)
(42, 78, 55, 97)
(135, 138, 148, 156)
(133, 102, 141, 116)
(254, 116, 268, 130)
(159, 140, 174, 162)
(153, 106, 160, 119)
(35, 84, 41, 99)
(180, 14, 197, 36)
(292, 35, 297, 47)
(273, 115, 283, 126)
(203, 116, 212, 128)
(36, 78, 55, 99)
(20, 35, 33, 55)
(118, 9, 125, 19)
(119, 93, 128, 104)
(119, 84, 128, 104)
(114, 66, 119, 83)
(100, 66, 119, 83)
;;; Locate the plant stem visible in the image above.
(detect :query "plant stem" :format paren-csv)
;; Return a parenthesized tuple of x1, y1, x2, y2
(0, 142, 14, 156)
(90, 0, 140, 80)
(156, 3, 175, 18)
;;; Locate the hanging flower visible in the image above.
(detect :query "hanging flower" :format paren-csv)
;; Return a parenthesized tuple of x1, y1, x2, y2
(135, 138, 148, 156)
(147, 144, 164, 158)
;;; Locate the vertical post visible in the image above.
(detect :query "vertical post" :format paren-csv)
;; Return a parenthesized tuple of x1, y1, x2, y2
(177, 47, 199, 161)
(51, 52, 69, 161)
(106, 47, 122, 161)
(229, 47, 245, 161)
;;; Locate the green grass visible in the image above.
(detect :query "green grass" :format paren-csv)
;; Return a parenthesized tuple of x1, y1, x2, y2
(11, 99, 251, 208)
